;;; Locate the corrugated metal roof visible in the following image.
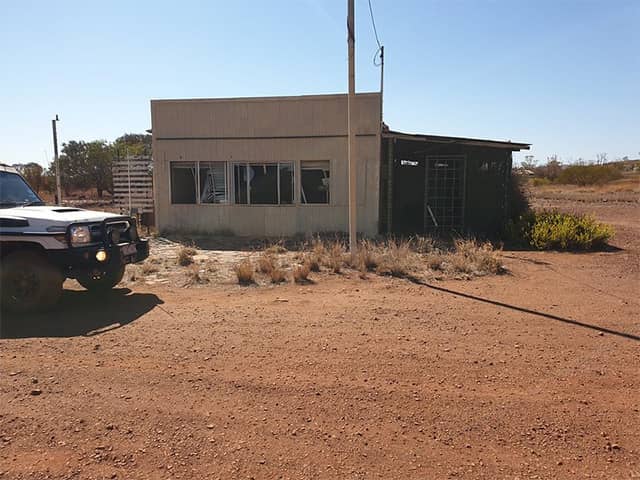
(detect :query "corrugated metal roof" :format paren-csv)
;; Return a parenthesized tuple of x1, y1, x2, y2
(383, 129, 530, 151)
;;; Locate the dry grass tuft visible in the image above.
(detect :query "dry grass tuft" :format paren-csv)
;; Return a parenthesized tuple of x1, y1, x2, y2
(204, 260, 218, 273)
(451, 239, 503, 275)
(234, 259, 255, 285)
(356, 239, 380, 272)
(425, 253, 444, 271)
(326, 240, 346, 274)
(257, 253, 275, 274)
(177, 246, 197, 266)
(270, 267, 287, 284)
(412, 236, 436, 254)
(141, 262, 159, 275)
(304, 253, 321, 272)
(376, 239, 417, 278)
(185, 265, 209, 285)
(265, 241, 288, 255)
(293, 263, 311, 283)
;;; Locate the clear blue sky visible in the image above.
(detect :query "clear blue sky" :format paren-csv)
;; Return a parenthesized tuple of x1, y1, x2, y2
(1, 0, 638, 167)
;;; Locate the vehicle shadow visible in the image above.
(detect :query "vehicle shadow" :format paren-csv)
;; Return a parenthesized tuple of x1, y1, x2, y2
(0, 288, 163, 339)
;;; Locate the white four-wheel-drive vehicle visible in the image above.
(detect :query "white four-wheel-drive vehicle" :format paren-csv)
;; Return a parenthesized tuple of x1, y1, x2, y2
(0, 164, 149, 312)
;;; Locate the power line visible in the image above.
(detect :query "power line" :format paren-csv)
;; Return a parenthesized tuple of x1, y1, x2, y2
(367, 0, 383, 66)
(367, 0, 381, 49)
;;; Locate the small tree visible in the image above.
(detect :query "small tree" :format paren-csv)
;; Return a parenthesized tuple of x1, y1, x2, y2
(17, 163, 44, 193)
(86, 140, 113, 197)
(521, 155, 537, 170)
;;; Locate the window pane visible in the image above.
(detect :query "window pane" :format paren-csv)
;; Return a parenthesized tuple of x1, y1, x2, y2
(279, 163, 293, 204)
(301, 161, 330, 204)
(234, 164, 248, 204)
(171, 162, 196, 204)
(200, 162, 227, 203)
(249, 164, 278, 204)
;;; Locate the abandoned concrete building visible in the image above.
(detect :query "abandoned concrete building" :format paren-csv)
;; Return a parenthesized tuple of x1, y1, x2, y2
(150, 92, 529, 236)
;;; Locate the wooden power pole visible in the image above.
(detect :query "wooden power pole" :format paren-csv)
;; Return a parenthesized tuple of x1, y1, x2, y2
(52, 115, 62, 205)
(347, 0, 357, 253)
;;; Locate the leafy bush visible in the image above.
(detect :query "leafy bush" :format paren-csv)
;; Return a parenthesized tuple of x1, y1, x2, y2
(556, 165, 622, 186)
(509, 210, 613, 250)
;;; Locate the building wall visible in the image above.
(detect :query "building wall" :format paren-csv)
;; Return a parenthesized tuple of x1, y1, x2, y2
(380, 137, 516, 235)
(151, 93, 381, 236)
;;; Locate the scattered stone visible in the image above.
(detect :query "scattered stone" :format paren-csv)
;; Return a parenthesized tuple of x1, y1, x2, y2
(30, 388, 42, 396)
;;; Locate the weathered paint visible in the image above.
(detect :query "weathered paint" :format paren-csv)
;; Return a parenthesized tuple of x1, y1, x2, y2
(151, 93, 381, 236)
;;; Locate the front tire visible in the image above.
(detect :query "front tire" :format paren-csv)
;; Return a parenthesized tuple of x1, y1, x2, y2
(77, 264, 125, 292)
(0, 250, 64, 313)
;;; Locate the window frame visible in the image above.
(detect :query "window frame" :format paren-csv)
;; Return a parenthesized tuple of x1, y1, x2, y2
(231, 161, 295, 206)
(169, 161, 198, 205)
(199, 161, 230, 205)
(299, 160, 331, 205)
(169, 159, 331, 207)
(170, 160, 229, 205)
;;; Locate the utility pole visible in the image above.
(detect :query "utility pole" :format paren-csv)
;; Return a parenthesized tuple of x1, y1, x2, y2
(347, 0, 357, 253)
(379, 45, 384, 124)
(51, 115, 62, 205)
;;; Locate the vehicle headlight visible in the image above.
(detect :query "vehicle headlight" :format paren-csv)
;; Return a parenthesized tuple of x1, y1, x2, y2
(69, 225, 91, 245)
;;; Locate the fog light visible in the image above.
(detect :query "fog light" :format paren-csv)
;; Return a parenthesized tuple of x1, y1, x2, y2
(96, 250, 107, 262)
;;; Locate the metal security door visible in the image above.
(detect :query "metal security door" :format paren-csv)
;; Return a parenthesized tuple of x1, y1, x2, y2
(424, 155, 466, 233)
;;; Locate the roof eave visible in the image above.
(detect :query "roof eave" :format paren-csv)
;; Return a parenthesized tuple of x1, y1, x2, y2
(383, 130, 530, 151)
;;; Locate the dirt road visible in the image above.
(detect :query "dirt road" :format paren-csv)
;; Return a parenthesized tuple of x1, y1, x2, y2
(1, 202, 638, 479)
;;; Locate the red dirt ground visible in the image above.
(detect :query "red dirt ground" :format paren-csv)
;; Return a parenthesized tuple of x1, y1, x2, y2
(1, 200, 638, 479)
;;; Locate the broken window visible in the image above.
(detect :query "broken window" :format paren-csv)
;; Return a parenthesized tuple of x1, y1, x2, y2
(234, 164, 248, 204)
(301, 161, 330, 204)
(249, 164, 278, 204)
(171, 162, 197, 204)
(279, 163, 293, 204)
(199, 162, 227, 203)
(233, 162, 294, 205)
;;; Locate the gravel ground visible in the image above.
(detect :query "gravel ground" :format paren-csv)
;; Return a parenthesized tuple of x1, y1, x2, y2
(0, 200, 638, 479)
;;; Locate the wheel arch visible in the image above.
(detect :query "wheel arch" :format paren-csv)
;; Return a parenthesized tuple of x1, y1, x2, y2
(0, 240, 48, 259)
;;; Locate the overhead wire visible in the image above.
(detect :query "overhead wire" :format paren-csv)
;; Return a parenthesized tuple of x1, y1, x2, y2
(367, 0, 383, 66)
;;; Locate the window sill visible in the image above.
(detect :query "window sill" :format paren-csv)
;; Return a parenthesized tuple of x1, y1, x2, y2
(169, 203, 332, 207)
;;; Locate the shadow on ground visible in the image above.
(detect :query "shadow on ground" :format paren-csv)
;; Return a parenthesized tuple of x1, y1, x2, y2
(0, 288, 163, 339)
(407, 277, 640, 342)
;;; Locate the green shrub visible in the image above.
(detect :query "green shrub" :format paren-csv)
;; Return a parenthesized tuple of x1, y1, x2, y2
(509, 210, 613, 250)
(556, 165, 622, 186)
(532, 177, 552, 187)
(509, 174, 530, 222)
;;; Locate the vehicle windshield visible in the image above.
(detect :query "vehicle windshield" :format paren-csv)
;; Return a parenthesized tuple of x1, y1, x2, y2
(0, 171, 44, 207)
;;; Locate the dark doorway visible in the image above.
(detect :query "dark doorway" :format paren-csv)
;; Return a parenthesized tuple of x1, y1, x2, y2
(424, 155, 466, 233)
(391, 158, 425, 233)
